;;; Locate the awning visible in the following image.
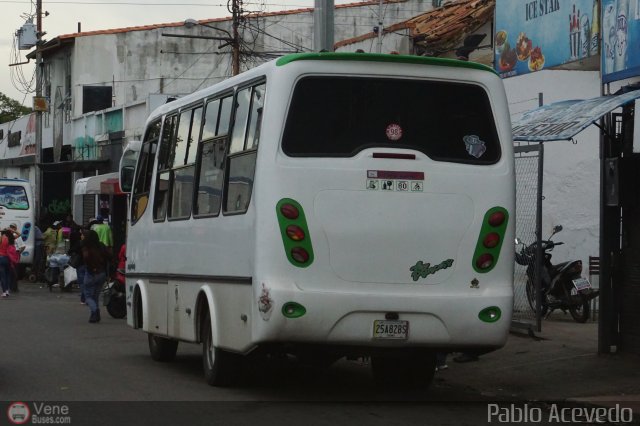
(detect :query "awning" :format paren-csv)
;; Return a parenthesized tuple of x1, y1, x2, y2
(512, 90, 640, 142)
(74, 172, 123, 195)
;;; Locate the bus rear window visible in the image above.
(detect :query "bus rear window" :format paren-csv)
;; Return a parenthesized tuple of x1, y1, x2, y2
(0, 185, 29, 210)
(282, 77, 501, 164)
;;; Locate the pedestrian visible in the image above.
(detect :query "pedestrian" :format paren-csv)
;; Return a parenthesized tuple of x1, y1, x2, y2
(68, 228, 88, 304)
(81, 229, 111, 323)
(33, 224, 45, 281)
(4, 231, 20, 292)
(8, 224, 26, 254)
(92, 215, 113, 255)
(42, 221, 57, 256)
(0, 230, 12, 297)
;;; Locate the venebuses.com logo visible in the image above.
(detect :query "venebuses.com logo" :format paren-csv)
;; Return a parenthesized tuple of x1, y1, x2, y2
(6, 401, 71, 424)
(7, 402, 30, 425)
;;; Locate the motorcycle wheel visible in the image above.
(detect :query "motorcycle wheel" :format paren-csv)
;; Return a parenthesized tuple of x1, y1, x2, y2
(107, 296, 127, 319)
(569, 298, 590, 323)
(525, 277, 548, 316)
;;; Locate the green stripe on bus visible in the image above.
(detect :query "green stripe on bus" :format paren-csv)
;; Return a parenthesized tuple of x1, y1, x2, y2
(275, 52, 497, 74)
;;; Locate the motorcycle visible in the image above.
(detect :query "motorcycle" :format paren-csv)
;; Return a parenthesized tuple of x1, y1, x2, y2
(515, 225, 599, 323)
(103, 268, 126, 319)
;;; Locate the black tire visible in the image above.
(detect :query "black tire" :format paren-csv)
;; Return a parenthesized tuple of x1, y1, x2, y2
(148, 334, 179, 362)
(371, 350, 436, 389)
(202, 312, 241, 387)
(569, 299, 590, 323)
(107, 296, 127, 319)
(525, 277, 548, 316)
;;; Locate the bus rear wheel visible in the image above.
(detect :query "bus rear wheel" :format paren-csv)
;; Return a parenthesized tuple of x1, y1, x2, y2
(202, 312, 241, 387)
(371, 350, 436, 389)
(148, 334, 178, 362)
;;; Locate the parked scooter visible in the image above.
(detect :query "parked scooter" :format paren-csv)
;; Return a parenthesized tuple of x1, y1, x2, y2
(103, 268, 126, 319)
(515, 225, 599, 323)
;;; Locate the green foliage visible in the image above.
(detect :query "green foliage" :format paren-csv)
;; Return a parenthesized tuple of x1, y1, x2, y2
(0, 92, 32, 124)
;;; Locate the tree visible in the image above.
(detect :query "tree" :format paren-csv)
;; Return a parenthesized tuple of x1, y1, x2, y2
(0, 92, 32, 124)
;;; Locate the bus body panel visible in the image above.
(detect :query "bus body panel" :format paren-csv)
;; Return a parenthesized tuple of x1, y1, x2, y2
(126, 54, 515, 357)
(0, 178, 36, 265)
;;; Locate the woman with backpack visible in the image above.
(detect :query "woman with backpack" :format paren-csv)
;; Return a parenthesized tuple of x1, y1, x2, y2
(81, 230, 111, 323)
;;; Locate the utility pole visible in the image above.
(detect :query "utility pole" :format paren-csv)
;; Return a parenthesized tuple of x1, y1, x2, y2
(231, 0, 240, 75)
(35, 0, 43, 222)
(313, 0, 334, 51)
(376, 0, 384, 53)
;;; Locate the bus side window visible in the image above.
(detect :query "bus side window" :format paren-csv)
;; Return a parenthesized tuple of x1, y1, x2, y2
(154, 114, 177, 222)
(194, 96, 231, 217)
(224, 83, 264, 214)
(131, 119, 160, 224)
(169, 107, 202, 220)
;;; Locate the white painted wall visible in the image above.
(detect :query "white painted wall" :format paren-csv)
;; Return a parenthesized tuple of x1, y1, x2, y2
(505, 70, 602, 273)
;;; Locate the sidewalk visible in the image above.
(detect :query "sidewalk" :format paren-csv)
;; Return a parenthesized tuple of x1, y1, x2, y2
(433, 312, 640, 416)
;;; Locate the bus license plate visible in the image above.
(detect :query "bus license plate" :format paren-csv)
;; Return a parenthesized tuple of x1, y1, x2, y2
(572, 277, 591, 291)
(373, 320, 409, 339)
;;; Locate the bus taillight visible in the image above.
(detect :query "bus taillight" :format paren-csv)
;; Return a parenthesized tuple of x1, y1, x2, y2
(286, 225, 305, 241)
(280, 203, 299, 219)
(483, 232, 500, 248)
(276, 198, 314, 267)
(476, 253, 494, 270)
(488, 211, 506, 227)
(472, 207, 509, 273)
(291, 247, 310, 263)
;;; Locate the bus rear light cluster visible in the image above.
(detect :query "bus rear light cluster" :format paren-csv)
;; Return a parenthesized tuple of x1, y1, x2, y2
(276, 198, 314, 267)
(280, 203, 300, 220)
(472, 207, 509, 273)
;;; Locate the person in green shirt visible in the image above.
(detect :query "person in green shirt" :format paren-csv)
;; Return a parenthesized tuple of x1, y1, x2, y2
(92, 215, 113, 254)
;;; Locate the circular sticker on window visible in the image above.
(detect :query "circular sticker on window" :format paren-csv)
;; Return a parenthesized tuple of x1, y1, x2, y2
(385, 123, 403, 141)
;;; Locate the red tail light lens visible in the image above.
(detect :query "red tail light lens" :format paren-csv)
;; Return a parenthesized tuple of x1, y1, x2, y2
(488, 211, 506, 227)
(291, 247, 310, 263)
(286, 225, 305, 241)
(280, 203, 299, 220)
(483, 232, 500, 248)
(476, 253, 494, 270)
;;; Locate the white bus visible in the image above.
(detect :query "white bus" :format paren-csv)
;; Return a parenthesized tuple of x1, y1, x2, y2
(124, 52, 515, 388)
(0, 178, 36, 269)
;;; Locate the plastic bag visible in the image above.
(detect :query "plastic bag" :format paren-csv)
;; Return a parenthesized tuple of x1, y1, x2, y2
(63, 266, 77, 287)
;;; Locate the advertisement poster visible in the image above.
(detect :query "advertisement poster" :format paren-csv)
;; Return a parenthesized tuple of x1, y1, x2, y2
(495, 0, 599, 78)
(602, 0, 640, 83)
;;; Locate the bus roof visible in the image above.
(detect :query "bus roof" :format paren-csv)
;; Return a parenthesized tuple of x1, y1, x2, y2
(275, 52, 497, 75)
(0, 178, 29, 183)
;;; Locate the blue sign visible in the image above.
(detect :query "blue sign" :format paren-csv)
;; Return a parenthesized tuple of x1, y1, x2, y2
(602, 0, 640, 83)
(495, 0, 599, 78)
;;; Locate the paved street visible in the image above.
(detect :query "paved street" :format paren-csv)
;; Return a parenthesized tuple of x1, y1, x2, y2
(1, 281, 639, 425)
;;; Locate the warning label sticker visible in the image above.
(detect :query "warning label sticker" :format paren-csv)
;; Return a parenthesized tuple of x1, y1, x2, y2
(366, 179, 424, 192)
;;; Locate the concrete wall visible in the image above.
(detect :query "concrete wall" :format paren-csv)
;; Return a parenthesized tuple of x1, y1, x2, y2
(505, 70, 602, 275)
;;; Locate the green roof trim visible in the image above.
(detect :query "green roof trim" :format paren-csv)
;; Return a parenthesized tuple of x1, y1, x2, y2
(276, 52, 497, 75)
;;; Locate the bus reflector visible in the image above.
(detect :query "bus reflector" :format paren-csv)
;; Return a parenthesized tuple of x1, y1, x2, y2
(472, 207, 509, 273)
(282, 302, 307, 318)
(276, 198, 314, 267)
(478, 306, 502, 323)
(286, 225, 305, 241)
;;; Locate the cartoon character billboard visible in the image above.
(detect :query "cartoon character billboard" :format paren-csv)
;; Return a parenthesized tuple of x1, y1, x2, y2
(495, 0, 599, 78)
(602, 0, 640, 83)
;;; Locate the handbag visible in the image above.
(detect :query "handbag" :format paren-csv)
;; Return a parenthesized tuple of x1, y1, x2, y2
(63, 266, 78, 287)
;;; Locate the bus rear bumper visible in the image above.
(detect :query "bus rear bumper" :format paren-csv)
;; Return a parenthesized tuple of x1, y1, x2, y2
(251, 289, 513, 351)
